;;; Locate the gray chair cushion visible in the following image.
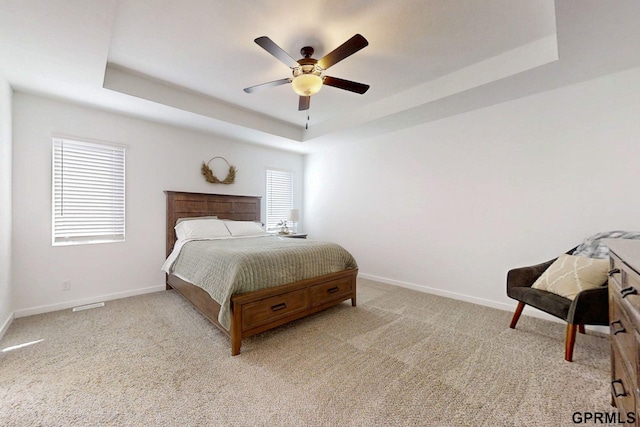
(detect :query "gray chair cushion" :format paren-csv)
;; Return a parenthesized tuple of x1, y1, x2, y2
(508, 286, 571, 321)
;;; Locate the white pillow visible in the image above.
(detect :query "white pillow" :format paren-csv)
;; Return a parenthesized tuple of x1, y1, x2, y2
(176, 215, 218, 225)
(223, 220, 268, 237)
(175, 218, 231, 240)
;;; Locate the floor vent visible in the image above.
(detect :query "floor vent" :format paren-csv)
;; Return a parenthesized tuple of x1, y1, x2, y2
(72, 302, 105, 312)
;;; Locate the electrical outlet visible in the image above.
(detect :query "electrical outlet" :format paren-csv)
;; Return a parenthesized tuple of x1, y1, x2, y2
(62, 280, 71, 291)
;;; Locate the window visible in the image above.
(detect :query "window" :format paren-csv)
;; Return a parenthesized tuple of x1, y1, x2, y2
(265, 169, 293, 232)
(52, 137, 126, 245)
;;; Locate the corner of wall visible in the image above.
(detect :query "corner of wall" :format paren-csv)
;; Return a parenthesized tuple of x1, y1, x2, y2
(0, 312, 14, 341)
(0, 73, 14, 337)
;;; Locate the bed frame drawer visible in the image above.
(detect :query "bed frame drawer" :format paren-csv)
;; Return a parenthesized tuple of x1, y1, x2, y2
(241, 289, 309, 331)
(310, 276, 353, 307)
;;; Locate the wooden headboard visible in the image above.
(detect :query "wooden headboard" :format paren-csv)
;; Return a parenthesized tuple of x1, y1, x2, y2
(165, 191, 262, 257)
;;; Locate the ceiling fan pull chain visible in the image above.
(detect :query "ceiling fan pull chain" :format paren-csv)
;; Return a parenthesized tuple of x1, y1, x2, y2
(306, 112, 310, 130)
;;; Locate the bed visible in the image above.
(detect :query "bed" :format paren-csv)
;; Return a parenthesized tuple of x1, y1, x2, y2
(164, 191, 358, 355)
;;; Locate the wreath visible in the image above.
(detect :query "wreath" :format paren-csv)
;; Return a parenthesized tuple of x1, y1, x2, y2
(201, 156, 236, 184)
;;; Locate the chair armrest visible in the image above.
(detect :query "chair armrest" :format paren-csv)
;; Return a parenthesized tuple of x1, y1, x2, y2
(568, 285, 609, 325)
(507, 258, 556, 291)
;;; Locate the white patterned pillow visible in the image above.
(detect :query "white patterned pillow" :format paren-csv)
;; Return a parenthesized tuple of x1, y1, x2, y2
(531, 254, 609, 300)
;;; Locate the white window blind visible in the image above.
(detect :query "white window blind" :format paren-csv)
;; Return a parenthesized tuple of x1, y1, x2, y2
(52, 137, 126, 246)
(266, 169, 293, 232)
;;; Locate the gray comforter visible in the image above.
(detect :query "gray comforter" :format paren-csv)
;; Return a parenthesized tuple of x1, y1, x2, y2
(171, 235, 358, 329)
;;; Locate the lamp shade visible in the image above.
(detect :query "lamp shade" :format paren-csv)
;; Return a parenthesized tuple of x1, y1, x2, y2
(291, 74, 322, 96)
(288, 209, 299, 222)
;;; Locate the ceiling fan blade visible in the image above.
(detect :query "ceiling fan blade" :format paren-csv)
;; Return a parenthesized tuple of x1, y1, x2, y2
(243, 78, 291, 93)
(298, 96, 310, 111)
(254, 36, 299, 68)
(317, 34, 368, 70)
(322, 76, 370, 94)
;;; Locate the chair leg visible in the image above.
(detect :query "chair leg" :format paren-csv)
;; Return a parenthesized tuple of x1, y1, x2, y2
(565, 323, 577, 362)
(578, 324, 585, 334)
(509, 301, 526, 329)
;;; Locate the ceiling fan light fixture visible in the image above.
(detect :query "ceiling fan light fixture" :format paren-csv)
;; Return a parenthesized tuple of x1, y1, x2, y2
(292, 74, 323, 96)
(246, 35, 369, 110)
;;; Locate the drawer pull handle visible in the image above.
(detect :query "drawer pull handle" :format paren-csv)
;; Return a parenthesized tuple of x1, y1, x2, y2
(608, 268, 621, 277)
(611, 379, 628, 398)
(327, 287, 339, 294)
(271, 303, 287, 312)
(621, 287, 638, 298)
(611, 320, 626, 335)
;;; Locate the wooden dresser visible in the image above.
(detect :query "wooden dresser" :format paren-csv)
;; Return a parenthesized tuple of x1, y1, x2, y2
(608, 240, 640, 424)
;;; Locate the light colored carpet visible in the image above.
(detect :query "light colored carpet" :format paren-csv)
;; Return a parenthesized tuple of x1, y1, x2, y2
(0, 279, 612, 426)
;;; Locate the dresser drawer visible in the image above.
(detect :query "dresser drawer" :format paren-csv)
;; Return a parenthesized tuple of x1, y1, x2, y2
(624, 264, 640, 314)
(608, 241, 640, 426)
(241, 289, 308, 331)
(610, 294, 638, 386)
(612, 348, 637, 417)
(610, 254, 625, 289)
(627, 265, 640, 290)
(612, 252, 640, 325)
(310, 276, 353, 307)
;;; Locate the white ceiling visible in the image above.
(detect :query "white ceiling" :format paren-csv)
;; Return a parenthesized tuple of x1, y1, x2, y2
(1, 1, 640, 153)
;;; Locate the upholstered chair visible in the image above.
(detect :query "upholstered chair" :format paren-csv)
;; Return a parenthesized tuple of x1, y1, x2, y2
(506, 247, 609, 362)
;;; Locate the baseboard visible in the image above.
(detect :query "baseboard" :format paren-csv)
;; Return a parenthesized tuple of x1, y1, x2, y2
(359, 272, 517, 310)
(0, 311, 14, 340)
(358, 272, 573, 326)
(13, 285, 166, 318)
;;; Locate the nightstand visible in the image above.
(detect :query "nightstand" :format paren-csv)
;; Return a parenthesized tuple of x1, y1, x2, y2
(281, 233, 307, 239)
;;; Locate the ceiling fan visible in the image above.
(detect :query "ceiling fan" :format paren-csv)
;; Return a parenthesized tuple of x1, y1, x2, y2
(243, 34, 370, 111)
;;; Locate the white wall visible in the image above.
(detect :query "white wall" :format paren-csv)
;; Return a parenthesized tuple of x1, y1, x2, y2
(11, 66, 640, 320)
(305, 66, 640, 312)
(12, 93, 303, 316)
(0, 75, 12, 335)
